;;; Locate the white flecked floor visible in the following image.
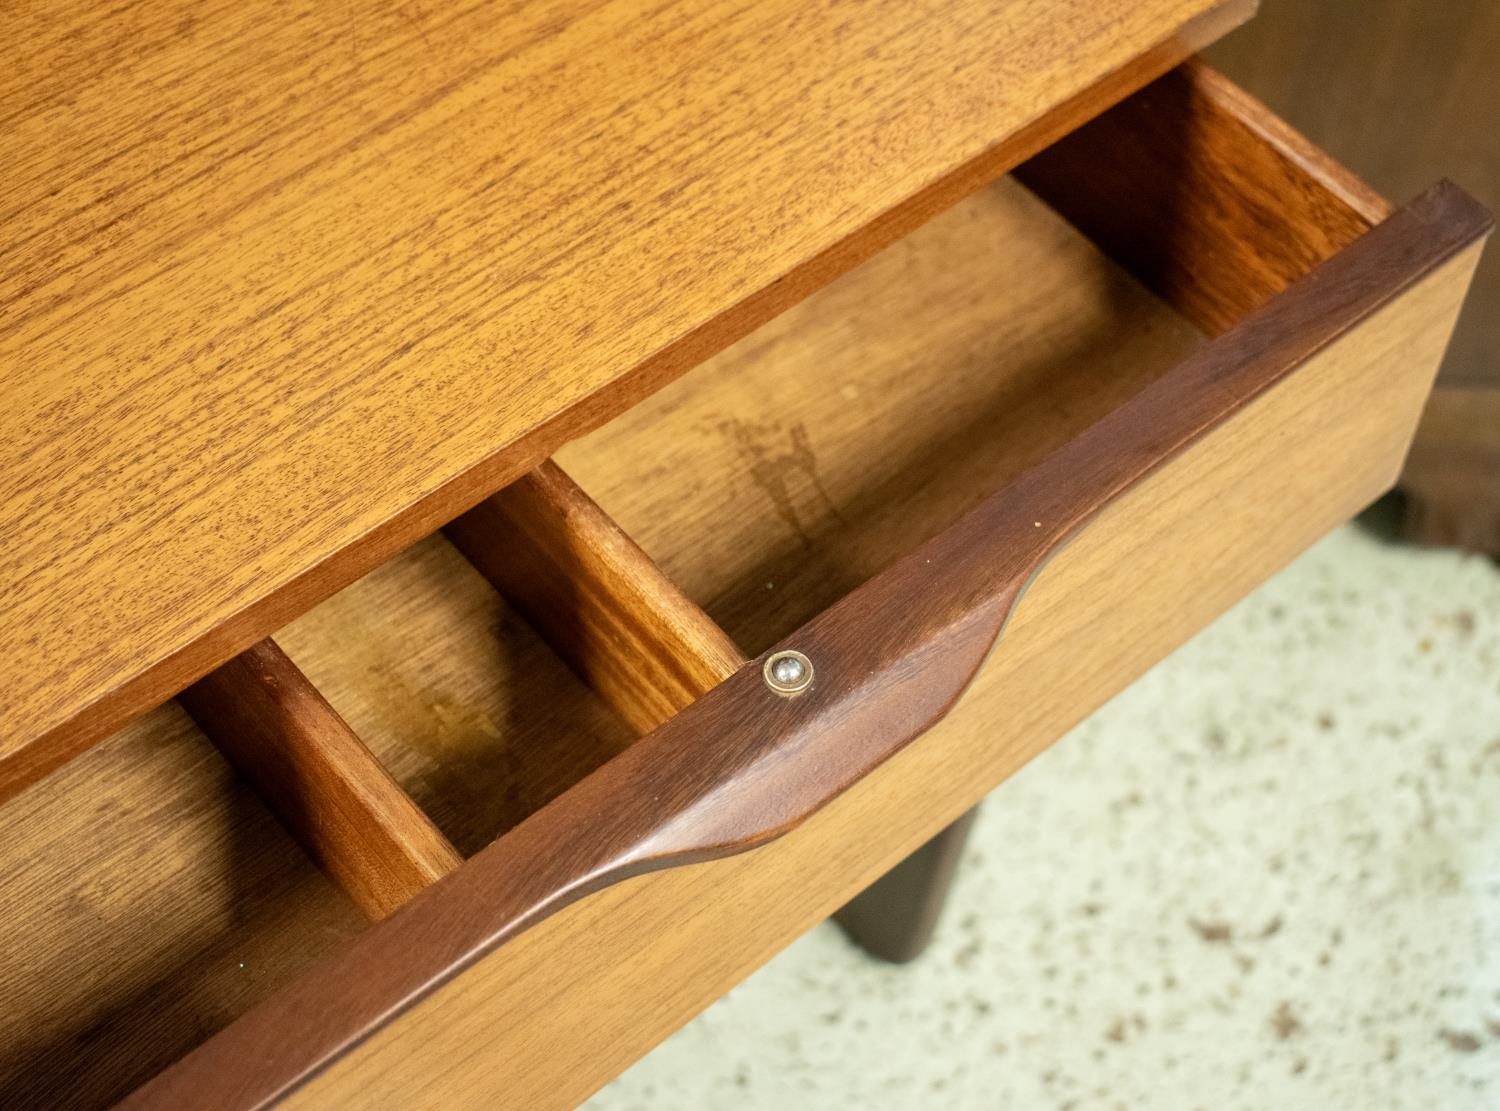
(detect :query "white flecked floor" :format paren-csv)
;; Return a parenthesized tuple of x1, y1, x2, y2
(586, 513, 1500, 1110)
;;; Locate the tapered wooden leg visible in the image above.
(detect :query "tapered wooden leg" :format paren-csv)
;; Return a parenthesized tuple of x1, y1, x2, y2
(1399, 386, 1500, 557)
(834, 806, 980, 963)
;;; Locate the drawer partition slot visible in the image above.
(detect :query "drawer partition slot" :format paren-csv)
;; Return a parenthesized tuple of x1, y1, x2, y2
(446, 459, 747, 734)
(178, 639, 463, 920)
(1015, 60, 1393, 335)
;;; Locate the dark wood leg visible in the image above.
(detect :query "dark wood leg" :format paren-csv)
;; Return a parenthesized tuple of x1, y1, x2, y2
(834, 806, 980, 963)
(1400, 387, 1500, 558)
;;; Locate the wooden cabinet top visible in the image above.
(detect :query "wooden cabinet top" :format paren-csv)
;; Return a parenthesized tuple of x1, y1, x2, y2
(0, 0, 1246, 793)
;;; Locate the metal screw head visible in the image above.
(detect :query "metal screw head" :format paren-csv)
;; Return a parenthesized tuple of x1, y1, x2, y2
(763, 649, 813, 696)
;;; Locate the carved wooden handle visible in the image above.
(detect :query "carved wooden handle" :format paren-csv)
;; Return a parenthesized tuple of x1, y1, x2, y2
(415, 182, 1481, 959)
(375, 181, 1491, 959)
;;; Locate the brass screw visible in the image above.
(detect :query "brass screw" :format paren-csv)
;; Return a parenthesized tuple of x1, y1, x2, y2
(763, 649, 813, 696)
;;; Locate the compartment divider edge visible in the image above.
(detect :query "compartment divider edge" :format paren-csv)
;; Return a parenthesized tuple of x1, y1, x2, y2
(178, 639, 463, 921)
(445, 459, 747, 734)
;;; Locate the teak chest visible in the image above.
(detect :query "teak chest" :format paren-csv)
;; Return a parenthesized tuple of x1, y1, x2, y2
(0, 1, 1488, 1106)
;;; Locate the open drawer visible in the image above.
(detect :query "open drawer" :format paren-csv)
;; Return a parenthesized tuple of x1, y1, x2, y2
(1, 63, 1485, 1109)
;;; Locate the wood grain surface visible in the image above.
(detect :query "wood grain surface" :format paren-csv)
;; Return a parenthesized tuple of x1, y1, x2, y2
(0, 703, 364, 1110)
(446, 461, 745, 734)
(564, 182, 1205, 652)
(13, 173, 1158, 1106)
(0, 0, 1251, 799)
(12, 53, 1485, 1104)
(0, 530, 641, 1106)
(1016, 60, 1390, 335)
(282, 175, 1198, 853)
(179, 639, 462, 921)
(125, 180, 1490, 1110)
(0, 117, 1311, 1108)
(274, 533, 640, 857)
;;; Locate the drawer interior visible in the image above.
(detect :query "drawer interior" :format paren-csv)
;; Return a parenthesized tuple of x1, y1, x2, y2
(0, 706, 365, 1108)
(0, 559, 637, 1107)
(275, 534, 638, 855)
(0, 63, 1410, 1108)
(559, 179, 1204, 653)
(561, 63, 1388, 655)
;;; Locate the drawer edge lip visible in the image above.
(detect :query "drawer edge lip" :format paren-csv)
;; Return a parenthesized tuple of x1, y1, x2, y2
(117, 183, 1490, 1111)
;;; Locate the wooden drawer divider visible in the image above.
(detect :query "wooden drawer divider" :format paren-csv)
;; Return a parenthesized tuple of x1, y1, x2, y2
(179, 639, 463, 921)
(446, 459, 747, 734)
(178, 459, 746, 924)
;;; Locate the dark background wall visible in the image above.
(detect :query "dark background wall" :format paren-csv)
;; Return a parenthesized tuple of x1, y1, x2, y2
(1208, 0, 1498, 386)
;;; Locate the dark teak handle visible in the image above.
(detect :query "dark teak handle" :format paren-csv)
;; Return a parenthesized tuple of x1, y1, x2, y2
(466, 182, 1491, 944)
